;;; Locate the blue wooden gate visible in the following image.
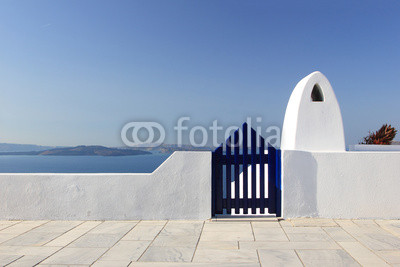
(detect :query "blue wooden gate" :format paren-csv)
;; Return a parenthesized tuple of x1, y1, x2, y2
(212, 122, 281, 216)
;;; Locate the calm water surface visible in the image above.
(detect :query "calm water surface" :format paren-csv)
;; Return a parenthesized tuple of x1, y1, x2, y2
(0, 153, 171, 173)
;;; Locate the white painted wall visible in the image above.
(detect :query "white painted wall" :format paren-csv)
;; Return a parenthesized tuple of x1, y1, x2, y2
(282, 150, 400, 219)
(281, 71, 345, 151)
(0, 151, 211, 220)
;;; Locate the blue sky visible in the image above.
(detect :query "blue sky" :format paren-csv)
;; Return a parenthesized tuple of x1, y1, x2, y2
(0, 0, 399, 147)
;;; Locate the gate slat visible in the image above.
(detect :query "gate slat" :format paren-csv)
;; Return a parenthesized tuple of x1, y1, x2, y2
(212, 150, 216, 216)
(234, 130, 240, 214)
(215, 146, 223, 214)
(268, 144, 276, 214)
(251, 128, 257, 214)
(242, 123, 249, 214)
(259, 136, 266, 214)
(225, 137, 232, 214)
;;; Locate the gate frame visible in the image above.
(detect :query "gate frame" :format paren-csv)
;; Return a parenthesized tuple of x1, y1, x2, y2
(211, 123, 281, 217)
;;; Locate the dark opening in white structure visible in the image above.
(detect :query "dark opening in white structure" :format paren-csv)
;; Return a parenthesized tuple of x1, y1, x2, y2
(311, 84, 324, 102)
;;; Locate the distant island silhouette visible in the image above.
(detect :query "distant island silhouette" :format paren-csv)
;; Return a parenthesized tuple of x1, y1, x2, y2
(0, 145, 151, 156)
(0, 143, 213, 156)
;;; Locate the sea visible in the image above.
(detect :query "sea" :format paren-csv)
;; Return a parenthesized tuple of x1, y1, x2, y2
(0, 153, 171, 173)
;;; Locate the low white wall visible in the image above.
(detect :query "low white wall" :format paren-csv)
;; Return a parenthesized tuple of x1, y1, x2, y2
(0, 151, 211, 220)
(282, 150, 400, 219)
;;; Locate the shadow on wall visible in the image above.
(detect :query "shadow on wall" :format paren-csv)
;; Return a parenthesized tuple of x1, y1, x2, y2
(283, 151, 318, 217)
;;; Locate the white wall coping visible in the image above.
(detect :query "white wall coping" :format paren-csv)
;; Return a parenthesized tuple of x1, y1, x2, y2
(283, 149, 400, 154)
(348, 144, 400, 151)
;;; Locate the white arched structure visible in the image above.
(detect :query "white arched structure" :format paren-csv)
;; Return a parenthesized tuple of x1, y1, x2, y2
(282, 72, 400, 219)
(281, 71, 345, 151)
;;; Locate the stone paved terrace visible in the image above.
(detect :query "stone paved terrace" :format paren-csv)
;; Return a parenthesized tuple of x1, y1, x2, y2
(0, 219, 400, 266)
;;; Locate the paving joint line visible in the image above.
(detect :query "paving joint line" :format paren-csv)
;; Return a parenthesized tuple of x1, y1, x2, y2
(280, 221, 292, 241)
(90, 220, 142, 266)
(281, 221, 306, 266)
(293, 249, 306, 267)
(0, 220, 23, 232)
(190, 220, 205, 262)
(322, 225, 363, 266)
(250, 221, 256, 241)
(256, 248, 262, 266)
(36, 220, 107, 266)
(374, 219, 400, 239)
(3, 255, 24, 267)
(333, 219, 391, 265)
(279, 219, 293, 227)
(136, 220, 168, 262)
(0, 220, 51, 246)
(41, 220, 87, 246)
